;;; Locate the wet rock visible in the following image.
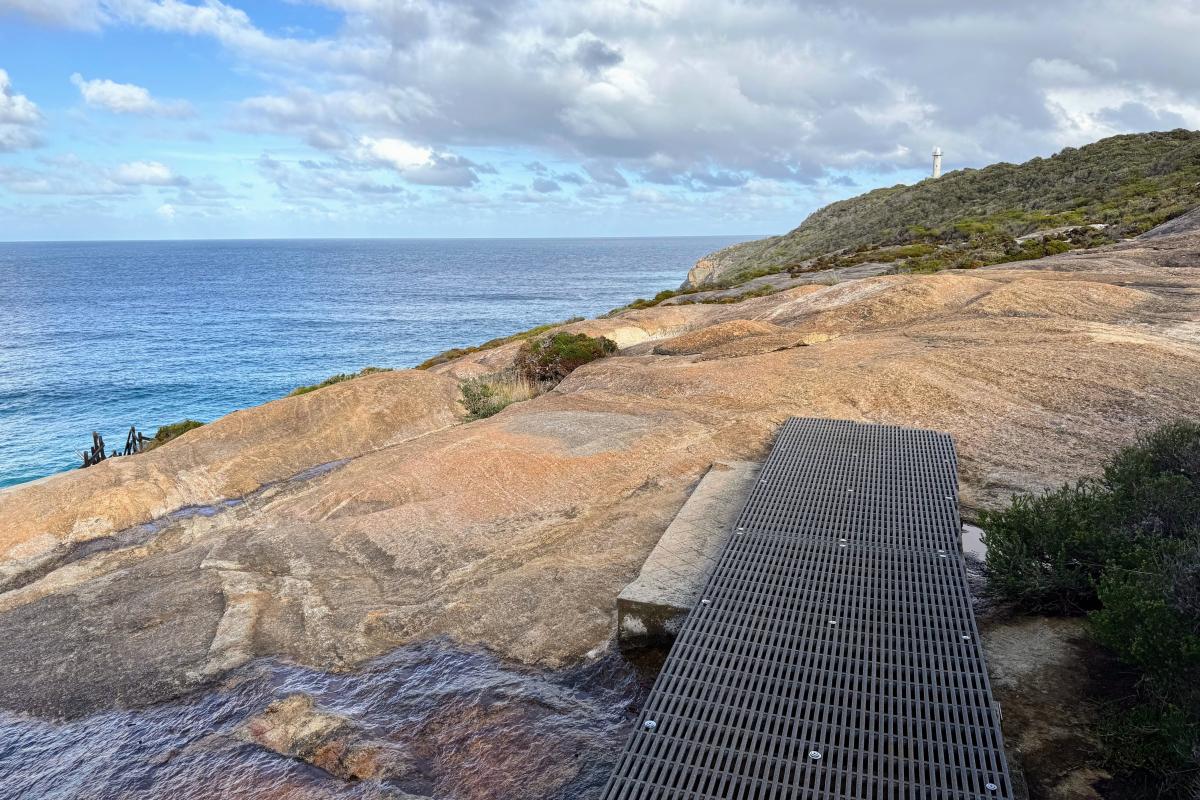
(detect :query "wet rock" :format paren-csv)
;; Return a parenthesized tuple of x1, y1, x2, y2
(0, 641, 643, 799)
(239, 694, 414, 785)
(241, 695, 345, 763)
(982, 616, 1116, 799)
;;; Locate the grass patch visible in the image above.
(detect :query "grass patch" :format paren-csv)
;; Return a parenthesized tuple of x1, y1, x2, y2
(459, 370, 537, 419)
(693, 285, 781, 305)
(288, 367, 392, 396)
(982, 420, 1200, 793)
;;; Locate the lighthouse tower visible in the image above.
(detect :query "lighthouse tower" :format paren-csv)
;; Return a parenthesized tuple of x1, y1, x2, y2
(932, 147, 943, 179)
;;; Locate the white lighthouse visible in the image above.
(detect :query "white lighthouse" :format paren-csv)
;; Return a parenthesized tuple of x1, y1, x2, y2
(932, 147, 943, 179)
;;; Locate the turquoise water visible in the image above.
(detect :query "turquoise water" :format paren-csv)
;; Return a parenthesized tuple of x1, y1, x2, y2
(0, 236, 746, 488)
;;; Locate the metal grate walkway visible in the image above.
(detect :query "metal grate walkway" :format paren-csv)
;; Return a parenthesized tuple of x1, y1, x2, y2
(602, 418, 1012, 800)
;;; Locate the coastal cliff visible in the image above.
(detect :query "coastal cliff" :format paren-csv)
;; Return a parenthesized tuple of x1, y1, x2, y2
(1, 217, 1199, 797)
(3, 224, 1199, 690)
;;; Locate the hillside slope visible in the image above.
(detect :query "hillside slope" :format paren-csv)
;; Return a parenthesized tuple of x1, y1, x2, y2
(688, 129, 1200, 287)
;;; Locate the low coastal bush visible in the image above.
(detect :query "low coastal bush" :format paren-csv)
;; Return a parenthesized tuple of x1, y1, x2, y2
(981, 479, 1120, 613)
(288, 366, 391, 396)
(142, 419, 204, 451)
(982, 420, 1200, 791)
(626, 289, 683, 310)
(415, 317, 584, 370)
(514, 332, 617, 384)
(459, 371, 536, 419)
(983, 420, 1200, 612)
(703, 285, 781, 304)
(621, 287, 719, 311)
(1091, 538, 1200, 784)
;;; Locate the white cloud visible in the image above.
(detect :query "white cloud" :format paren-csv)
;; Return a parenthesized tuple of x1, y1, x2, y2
(0, 68, 41, 151)
(70, 73, 193, 117)
(0, 154, 195, 196)
(110, 160, 185, 186)
(166, 0, 1199, 193)
(155, 202, 176, 219)
(355, 136, 433, 171)
(1041, 84, 1200, 146)
(4, 0, 1200, 216)
(630, 187, 667, 204)
(1027, 58, 1095, 86)
(348, 136, 480, 187)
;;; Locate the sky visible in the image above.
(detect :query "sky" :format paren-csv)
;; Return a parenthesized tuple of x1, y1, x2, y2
(0, 1, 1197, 241)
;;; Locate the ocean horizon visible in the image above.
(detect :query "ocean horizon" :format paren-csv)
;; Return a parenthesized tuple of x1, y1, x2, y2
(0, 235, 748, 488)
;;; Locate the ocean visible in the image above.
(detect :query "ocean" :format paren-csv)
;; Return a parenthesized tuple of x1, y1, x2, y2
(0, 236, 746, 488)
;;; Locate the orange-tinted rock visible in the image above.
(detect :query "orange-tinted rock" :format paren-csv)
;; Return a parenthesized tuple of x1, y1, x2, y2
(1, 233, 1198, 721)
(0, 369, 462, 576)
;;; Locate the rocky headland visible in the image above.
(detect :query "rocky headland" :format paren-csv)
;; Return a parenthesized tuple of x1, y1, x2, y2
(1, 222, 1199, 798)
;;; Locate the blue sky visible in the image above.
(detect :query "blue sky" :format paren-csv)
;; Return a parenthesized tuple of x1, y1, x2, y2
(0, 0, 1196, 241)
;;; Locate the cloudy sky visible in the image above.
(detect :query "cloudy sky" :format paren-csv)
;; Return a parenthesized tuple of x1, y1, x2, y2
(0, 0, 1197, 240)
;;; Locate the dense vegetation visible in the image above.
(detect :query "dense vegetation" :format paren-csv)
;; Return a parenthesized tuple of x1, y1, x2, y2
(514, 332, 617, 384)
(698, 130, 1200, 286)
(288, 366, 392, 396)
(982, 421, 1200, 794)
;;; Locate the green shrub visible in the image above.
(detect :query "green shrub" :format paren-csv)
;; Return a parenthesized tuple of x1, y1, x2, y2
(626, 289, 686, 310)
(1097, 702, 1198, 786)
(459, 371, 536, 419)
(983, 420, 1200, 790)
(1093, 540, 1200, 697)
(1091, 537, 1200, 789)
(514, 332, 617, 384)
(981, 480, 1121, 613)
(460, 379, 504, 419)
(154, 418, 204, 442)
(699, 285, 781, 304)
(983, 420, 1200, 612)
(141, 419, 205, 451)
(1103, 420, 1200, 538)
(415, 318, 584, 369)
(289, 366, 391, 396)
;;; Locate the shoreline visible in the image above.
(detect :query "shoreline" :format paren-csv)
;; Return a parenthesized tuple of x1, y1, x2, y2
(2, 236, 747, 491)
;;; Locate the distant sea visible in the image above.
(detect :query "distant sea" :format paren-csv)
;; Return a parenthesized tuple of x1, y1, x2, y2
(0, 236, 747, 488)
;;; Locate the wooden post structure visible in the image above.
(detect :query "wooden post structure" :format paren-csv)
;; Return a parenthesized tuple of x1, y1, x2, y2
(81, 426, 152, 468)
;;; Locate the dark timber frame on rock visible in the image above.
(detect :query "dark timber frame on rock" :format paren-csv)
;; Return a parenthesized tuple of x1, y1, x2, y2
(602, 417, 1012, 800)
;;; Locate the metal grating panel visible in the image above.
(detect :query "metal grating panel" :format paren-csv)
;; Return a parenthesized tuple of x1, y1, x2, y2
(602, 418, 1012, 800)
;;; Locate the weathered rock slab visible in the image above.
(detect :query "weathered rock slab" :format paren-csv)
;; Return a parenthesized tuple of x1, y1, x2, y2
(617, 461, 761, 648)
(0, 232, 1198, 722)
(0, 369, 464, 581)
